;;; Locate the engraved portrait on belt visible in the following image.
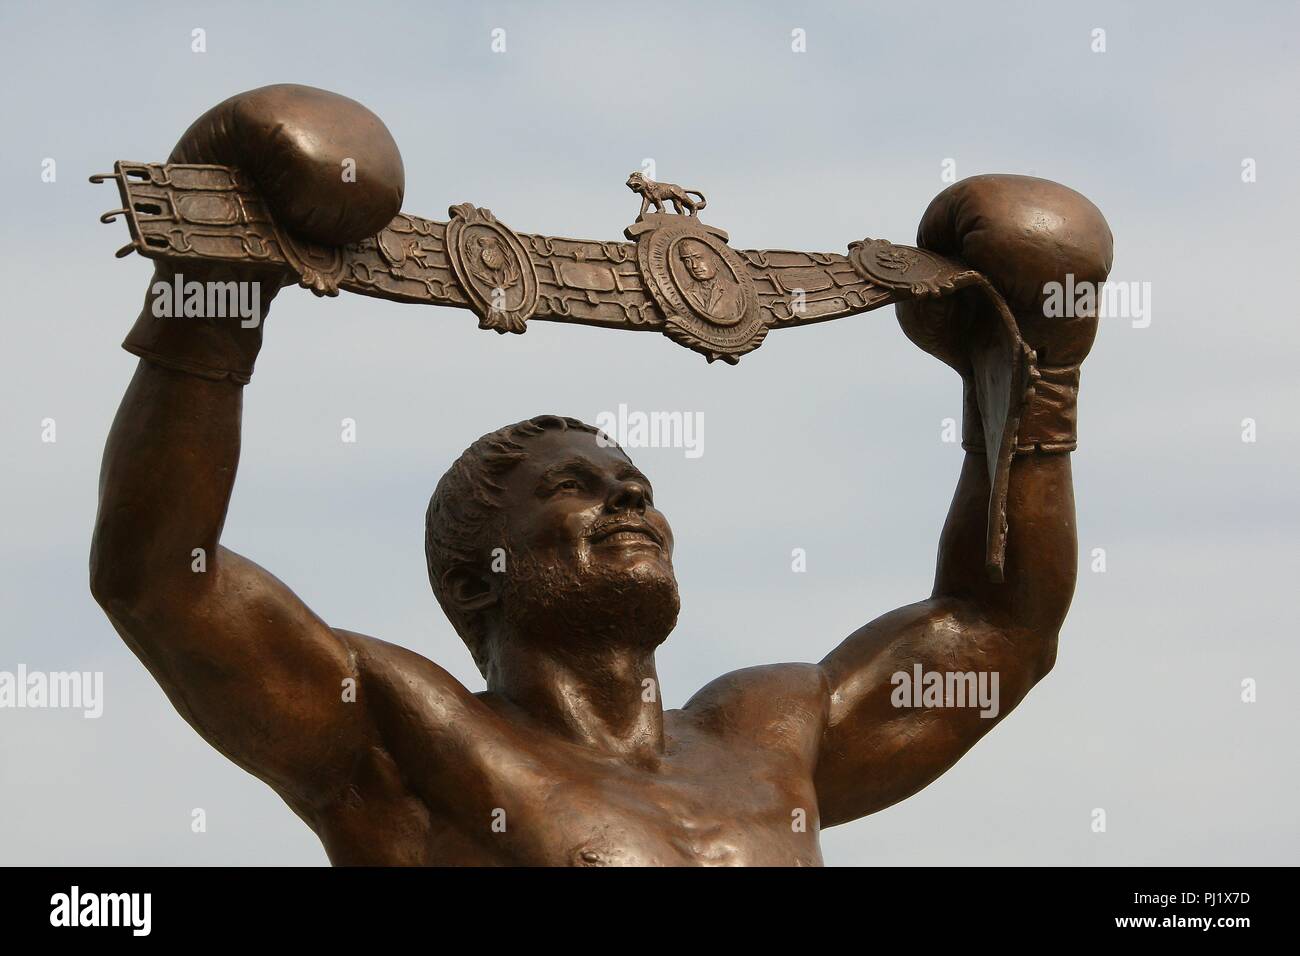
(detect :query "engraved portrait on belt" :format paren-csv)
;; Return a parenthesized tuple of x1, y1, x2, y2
(671, 236, 744, 327)
(631, 219, 765, 362)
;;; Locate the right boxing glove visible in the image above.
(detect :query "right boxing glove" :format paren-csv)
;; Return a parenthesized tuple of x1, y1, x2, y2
(122, 84, 406, 384)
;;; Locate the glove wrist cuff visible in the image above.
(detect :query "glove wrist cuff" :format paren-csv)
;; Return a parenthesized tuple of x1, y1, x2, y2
(122, 272, 268, 384)
(962, 365, 1080, 455)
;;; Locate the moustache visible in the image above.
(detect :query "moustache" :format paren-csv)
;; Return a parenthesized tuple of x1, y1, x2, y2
(586, 516, 665, 548)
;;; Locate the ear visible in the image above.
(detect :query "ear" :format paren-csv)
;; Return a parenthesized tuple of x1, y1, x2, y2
(441, 565, 498, 614)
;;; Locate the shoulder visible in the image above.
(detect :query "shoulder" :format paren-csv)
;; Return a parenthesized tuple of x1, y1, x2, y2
(677, 662, 829, 753)
(334, 629, 483, 725)
(310, 630, 489, 828)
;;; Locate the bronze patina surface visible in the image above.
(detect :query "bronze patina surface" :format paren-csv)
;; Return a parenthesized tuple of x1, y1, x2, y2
(89, 84, 1112, 866)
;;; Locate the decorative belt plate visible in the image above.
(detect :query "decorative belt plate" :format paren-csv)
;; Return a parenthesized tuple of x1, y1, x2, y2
(93, 163, 1033, 579)
(93, 163, 989, 364)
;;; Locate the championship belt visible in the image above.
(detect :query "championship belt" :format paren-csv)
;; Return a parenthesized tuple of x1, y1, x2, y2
(92, 162, 1034, 581)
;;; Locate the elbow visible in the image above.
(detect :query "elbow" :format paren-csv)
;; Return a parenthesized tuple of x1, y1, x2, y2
(88, 524, 152, 617)
(1001, 588, 1072, 683)
(89, 534, 132, 615)
(1027, 627, 1060, 685)
(90, 524, 209, 621)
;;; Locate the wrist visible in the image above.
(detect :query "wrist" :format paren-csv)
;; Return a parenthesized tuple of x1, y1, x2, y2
(962, 365, 1080, 455)
(1015, 365, 1079, 454)
(122, 264, 277, 384)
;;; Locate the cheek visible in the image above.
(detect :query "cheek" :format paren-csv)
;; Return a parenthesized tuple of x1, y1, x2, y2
(509, 500, 598, 557)
(649, 510, 675, 557)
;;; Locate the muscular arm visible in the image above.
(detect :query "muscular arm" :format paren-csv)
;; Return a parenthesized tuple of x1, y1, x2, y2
(808, 174, 1111, 826)
(90, 358, 380, 810)
(89, 84, 413, 816)
(813, 450, 1074, 825)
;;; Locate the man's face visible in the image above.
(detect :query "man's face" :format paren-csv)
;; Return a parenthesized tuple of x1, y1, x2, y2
(679, 242, 715, 281)
(492, 428, 679, 652)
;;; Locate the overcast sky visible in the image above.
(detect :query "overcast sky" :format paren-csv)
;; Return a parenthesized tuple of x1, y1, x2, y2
(1, 0, 1296, 865)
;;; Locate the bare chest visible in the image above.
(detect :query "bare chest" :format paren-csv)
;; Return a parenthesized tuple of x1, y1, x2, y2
(493, 751, 824, 866)
(319, 721, 823, 866)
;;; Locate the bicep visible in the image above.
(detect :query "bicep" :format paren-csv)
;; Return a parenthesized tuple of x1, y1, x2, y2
(108, 546, 377, 808)
(814, 598, 1048, 827)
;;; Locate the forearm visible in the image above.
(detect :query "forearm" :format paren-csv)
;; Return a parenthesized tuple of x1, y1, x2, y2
(91, 359, 244, 608)
(934, 449, 1076, 640)
(89, 251, 279, 600)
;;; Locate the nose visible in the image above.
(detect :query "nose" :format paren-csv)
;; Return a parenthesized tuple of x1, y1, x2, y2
(605, 478, 649, 514)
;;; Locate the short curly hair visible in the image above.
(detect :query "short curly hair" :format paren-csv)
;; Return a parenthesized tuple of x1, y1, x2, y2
(425, 415, 621, 677)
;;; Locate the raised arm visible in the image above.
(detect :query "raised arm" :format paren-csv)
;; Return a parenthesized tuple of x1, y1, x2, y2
(89, 85, 407, 812)
(814, 175, 1113, 825)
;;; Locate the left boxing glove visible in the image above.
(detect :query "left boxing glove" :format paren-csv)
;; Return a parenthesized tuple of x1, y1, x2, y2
(897, 174, 1113, 453)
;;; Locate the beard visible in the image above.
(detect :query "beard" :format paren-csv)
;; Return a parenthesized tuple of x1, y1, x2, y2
(497, 543, 681, 662)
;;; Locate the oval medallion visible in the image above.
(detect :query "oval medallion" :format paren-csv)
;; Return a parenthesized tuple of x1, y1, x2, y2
(446, 203, 538, 334)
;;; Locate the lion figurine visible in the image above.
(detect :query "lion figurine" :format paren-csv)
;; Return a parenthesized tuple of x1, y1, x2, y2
(626, 171, 707, 218)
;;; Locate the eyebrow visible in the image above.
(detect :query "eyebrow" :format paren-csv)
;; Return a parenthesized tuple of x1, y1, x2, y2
(536, 456, 653, 494)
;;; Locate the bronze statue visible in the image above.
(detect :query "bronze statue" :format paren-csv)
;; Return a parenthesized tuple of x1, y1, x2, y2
(89, 85, 1112, 866)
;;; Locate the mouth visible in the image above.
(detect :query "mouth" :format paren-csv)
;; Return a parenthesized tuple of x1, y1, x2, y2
(588, 520, 664, 550)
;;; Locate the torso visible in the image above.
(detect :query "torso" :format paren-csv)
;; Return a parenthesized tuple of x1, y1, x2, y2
(307, 636, 828, 866)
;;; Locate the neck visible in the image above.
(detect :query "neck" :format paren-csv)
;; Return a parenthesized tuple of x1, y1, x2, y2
(488, 639, 665, 762)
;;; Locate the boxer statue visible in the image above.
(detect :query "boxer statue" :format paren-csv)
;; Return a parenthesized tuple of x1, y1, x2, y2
(90, 85, 1112, 865)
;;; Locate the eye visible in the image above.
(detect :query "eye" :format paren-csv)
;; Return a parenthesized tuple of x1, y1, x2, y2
(553, 478, 581, 493)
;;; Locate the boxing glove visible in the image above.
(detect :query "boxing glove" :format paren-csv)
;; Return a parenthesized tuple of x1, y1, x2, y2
(122, 84, 406, 383)
(896, 174, 1113, 453)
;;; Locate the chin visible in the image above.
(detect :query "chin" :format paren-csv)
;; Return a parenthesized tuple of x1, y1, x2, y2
(611, 558, 681, 641)
(502, 549, 681, 652)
